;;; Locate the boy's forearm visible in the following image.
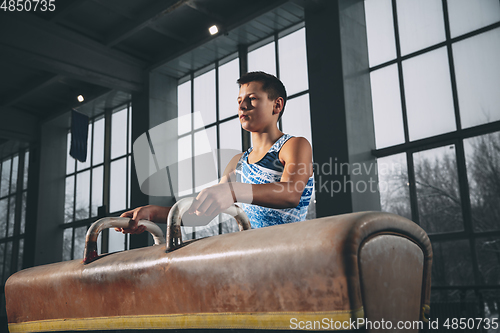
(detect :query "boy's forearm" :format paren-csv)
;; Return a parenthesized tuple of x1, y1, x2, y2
(231, 182, 302, 209)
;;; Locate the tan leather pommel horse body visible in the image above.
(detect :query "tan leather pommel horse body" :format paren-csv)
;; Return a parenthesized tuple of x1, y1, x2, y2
(6, 200, 432, 332)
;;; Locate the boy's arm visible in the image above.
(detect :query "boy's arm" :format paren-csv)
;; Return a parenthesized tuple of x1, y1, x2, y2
(188, 137, 313, 216)
(245, 136, 312, 208)
(219, 153, 244, 184)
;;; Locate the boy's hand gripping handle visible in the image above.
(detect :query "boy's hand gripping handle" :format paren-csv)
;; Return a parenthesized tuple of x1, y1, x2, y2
(166, 197, 251, 252)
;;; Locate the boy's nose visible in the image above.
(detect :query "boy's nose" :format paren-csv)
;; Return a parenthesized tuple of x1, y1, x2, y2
(239, 98, 249, 110)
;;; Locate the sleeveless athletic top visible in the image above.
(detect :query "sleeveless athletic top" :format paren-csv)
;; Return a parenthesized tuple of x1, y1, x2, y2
(234, 134, 314, 228)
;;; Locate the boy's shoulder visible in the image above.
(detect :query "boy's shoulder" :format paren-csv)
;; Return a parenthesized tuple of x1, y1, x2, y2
(280, 136, 312, 161)
(283, 136, 311, 150)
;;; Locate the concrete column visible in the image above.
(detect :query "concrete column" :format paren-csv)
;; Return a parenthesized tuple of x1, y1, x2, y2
(130, 71, 178, 248)
(305, 0, 380, 218)
(33, 113, 69, 265)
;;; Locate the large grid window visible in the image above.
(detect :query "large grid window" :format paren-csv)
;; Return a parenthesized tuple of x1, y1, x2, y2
(177, 55, 242, 239)
(177, 24, 315, 239)
(0, 150, 29, 316)
(366, 0, 500, 319)
(62, 104, 132, 261)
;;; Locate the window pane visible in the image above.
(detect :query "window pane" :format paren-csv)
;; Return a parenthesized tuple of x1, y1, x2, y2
(414, 145, 463, 233)
(93, 117, 104, 165)
(194, 70, 216, 129)
(194, 127, 217, 156)
(219, 118, 242, 152)
(17, 239, 24, 271)
(20, 191, 26, 234)
(218, 58, 240, 120)
(23, 150, 29, 190)
(278, 28, 308, 96)
(177, 135, 193, 197)
(194, 127, 218, 192)
(7, 196, 15, 237)
(370, 65, 405, 148)
(448, 0, 500, 38)
(111, 108, 128, 159)
(64, 176, 75, 223)
(281, 94, 313, 147)
(453, 28, 500, 128)
(377, 153, 411, 220)
(0, 198, 7, 238)
(77, 122, 92, 171)
(178, 80, 192, 135)
(248, 42, 276, 76)
(464, 132, 500, 232)
(73, 226, 87, 260)
(220, 215, 239, 234)
(92, 166, 103, 217)
(396, 0, 446, 55)
(403, 47, 456, 140)
(66, 132, 75, 174)
(110, 158, 127, 213)
(431, 240, 474, 286)
(1, 159, 11, 197)
(482, 290, 500, 319)
(62, 228, 72, 261)
(194, 215, 220, 239)
(109, 230, 125, 253)
(75, 171, 90, 220)
(476, 237, 500, 285)
(3, 241, 12, 284)
(365, 0, 397, 67)
(97, 232, 102, 255)
(10, 155, 18, 193)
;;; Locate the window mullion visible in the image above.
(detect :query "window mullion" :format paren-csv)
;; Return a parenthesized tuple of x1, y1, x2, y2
(88, 118, 94, 218)
(190, 73, 196, 240)
(441, 0, 462, 132)
(214, 62, 223, 236)
(274, 32, 283, 132)
(391, 0, 410, 144)
(101, 108, 113, 254)
(10, 150, 26, 272)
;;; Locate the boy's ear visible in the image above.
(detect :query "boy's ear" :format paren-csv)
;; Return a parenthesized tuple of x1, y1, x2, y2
(273, 97, 284, 115)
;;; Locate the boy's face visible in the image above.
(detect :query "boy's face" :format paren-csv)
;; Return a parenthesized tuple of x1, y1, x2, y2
(237, 81, 280, 132)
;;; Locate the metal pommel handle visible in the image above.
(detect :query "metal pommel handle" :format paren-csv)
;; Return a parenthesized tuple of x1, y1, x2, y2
(83, 217, 165, 264)
(166, 197, 251, 252)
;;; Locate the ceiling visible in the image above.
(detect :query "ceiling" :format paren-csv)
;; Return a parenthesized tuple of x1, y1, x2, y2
(0, 0, 323, 155)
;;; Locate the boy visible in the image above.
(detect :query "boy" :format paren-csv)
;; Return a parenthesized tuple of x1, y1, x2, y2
(118, 71, 313, 232)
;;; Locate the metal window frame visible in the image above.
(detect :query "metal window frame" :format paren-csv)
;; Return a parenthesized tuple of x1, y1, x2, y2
(61, 102, 133, 260)
(0, 149, 28, 284)
(371, 0, 500, 288)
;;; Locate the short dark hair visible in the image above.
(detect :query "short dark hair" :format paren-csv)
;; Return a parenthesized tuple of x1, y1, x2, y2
(237, 71, 287, 121)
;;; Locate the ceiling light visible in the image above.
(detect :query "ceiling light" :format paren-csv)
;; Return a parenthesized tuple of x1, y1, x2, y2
(77, 95, 84, 102)
(209, 25, 218, 35)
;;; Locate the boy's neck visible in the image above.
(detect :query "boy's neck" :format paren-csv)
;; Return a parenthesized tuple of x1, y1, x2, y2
(250, 127, 284, 152)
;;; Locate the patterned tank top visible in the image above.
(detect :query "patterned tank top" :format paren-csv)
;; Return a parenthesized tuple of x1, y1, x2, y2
(234, 134, 314, 228)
